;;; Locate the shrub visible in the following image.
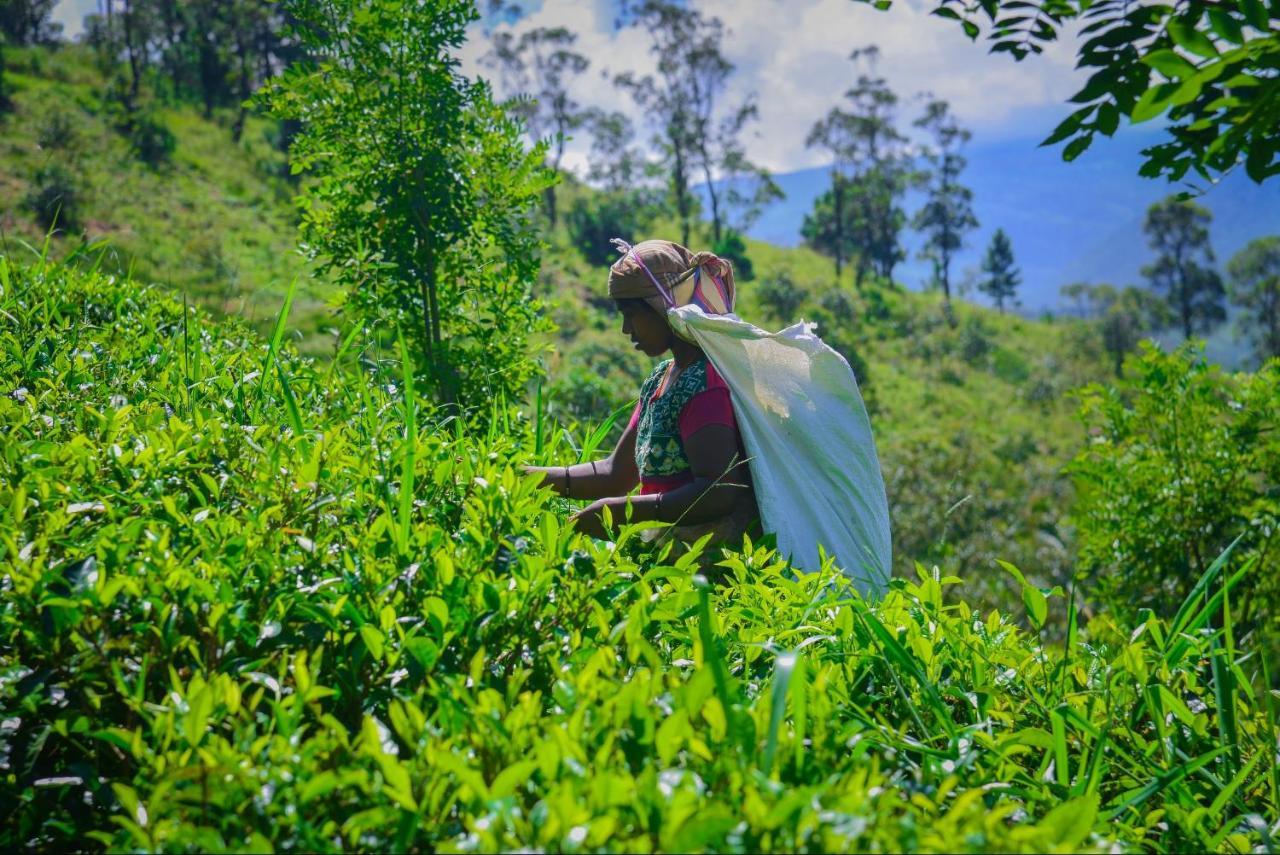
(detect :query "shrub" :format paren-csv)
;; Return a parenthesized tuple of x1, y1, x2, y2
(122, 109, 176, 165)
(36, 107, 77, 151)
(756, 272, 809, 323)
(1071, 343, 1280, 630)
(566, 188, 664, 266)
(23, 163, 79, 230)
(712, 229, 754, 281)
(0, 255, 1276, 852)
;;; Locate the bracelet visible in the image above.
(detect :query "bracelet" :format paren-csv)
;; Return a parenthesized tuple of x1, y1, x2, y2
(590, 460, 598, 477)
(655, 491, 663, 522)
(563, 465, 571, 496)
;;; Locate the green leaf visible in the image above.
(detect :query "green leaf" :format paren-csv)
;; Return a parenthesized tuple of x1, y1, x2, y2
(1207, 9, 1244, 44)
(1142, 49, 1198, 80)
(1038, 794, 1099, 847)
(1023, 585, 1048, 630)
(1240, 0, 1268, 30)
(1131, 82, 1179, 122)
(360, 624, 385, 661)
(1095, 102, 1120, 135)
(1167, 18, 1220, 59)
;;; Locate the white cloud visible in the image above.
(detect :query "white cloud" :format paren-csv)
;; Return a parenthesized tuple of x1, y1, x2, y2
(52, 0, 96, 41)
(459, 0, 1086, 176)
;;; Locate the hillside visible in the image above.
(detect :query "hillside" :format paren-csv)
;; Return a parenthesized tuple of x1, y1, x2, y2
(724, 129, 1280, 330)
(0, 45, 333, 353)
(1, 44, 1114, 605)
(3, 254, 1273, 851)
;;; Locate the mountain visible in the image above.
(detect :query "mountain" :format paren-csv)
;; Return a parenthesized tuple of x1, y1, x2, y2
(703, 128, 1280, 314)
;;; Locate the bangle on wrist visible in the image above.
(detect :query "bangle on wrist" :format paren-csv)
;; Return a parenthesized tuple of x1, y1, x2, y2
(563, 465, 571, 496)
(655, 491, 663, 522)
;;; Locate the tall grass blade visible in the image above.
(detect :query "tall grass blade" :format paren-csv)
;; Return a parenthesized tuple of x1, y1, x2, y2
(579, 400, 634, 462)
(1168, 534, 1243, 640)
(397, 331, 416, 558)
(851, 602, 955, 738)
(534, 381, 543, 459)
(762, 651, 797, 776)
(274, 355, 305, 436)
(1262, 640, 1280, 812)
(260, 276, 298, 404)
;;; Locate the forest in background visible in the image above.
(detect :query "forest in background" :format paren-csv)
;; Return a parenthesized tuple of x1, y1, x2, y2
(2, 0, 1279, 850)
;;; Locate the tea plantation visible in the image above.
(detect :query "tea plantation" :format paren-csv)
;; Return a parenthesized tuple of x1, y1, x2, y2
(2, 254, 1277, 851)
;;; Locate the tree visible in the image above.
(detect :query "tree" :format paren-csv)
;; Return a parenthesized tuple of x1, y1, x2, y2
(1141, 196, 1225, 340)
(803, 46, 911, 288)
(1060, 282, 1171, 377)
(0, 0, 60, 44)
(979, 229, 1020, 313)
(616, 1, 769, 248)
(483, 26, 589, 225)
(1227, 236, 1280, 362)
(913, 99, 978, 306)
(260, 0, 553, 409)
(582, 108, 648, 193)
(856, 1, 1280, 184)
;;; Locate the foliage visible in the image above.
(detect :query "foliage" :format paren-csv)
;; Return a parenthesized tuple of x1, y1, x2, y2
(978, 228, 1021, 313)
(0, 45, 327, 351)
(565, 186, 665, 266)
(259, 0, 554, 410)
(83, 0, 298, 137)
(1071, 344, 1280, 634)
(1227, 235, 1280, 362)
(913, 99, 978, 304)
(1059, 283, 1171, 377)
(117, 107, 176, 166)
(23, 163, 80, 231)
(803, 47, 912, 287)
(799, 176, 856, 281)
(3, 256, 1277, 852)
(0, 0, 60, 45)
(1141, 196, 1226, 340)
(888, 0, 1280, 183)
(711, 229, 754, 282)
(756, 271, 810, 324)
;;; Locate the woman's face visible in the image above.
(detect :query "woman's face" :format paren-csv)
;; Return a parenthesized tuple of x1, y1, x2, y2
(619, 301, 671, 357)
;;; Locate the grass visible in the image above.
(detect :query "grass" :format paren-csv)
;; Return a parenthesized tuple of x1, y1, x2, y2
(1, 247, 1276, 852)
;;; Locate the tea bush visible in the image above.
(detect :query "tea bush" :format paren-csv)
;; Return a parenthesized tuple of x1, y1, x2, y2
(1, 255, 1277, 852)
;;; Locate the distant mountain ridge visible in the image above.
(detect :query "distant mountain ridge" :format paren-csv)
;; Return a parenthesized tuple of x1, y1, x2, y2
(701, 129, 1280, 313)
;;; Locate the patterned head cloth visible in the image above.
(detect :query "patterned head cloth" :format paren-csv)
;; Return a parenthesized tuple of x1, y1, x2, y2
(607, 238, 736, 319)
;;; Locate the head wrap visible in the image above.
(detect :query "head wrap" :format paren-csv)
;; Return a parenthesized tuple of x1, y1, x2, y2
(608, 238, 736, 320)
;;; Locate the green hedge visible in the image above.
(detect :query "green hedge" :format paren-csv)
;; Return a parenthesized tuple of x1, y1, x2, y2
(1, 255, 1275, 851)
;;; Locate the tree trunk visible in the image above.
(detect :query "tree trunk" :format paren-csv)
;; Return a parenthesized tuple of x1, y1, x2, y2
(698, 139, 721, 245)
(833, 174, 844, 282)
(231, 20, 251, 143)
(122, 0, 142, 109)
(671, 129, 691, 249)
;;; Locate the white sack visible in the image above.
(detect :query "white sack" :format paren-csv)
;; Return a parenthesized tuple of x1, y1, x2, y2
(667, 305, 892, 598)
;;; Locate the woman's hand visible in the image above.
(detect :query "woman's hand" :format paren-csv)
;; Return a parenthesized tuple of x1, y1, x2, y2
(568, 499, 613, 540)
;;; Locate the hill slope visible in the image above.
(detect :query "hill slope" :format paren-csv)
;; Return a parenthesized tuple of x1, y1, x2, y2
(2, 44, 1115, 599)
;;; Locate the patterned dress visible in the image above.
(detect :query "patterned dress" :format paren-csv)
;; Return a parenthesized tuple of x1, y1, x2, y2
(627, 357, 760, 548)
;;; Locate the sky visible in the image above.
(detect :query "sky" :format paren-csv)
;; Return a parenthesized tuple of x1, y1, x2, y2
(456, 0, 1087, 175)
(53, 0, 1088, 175)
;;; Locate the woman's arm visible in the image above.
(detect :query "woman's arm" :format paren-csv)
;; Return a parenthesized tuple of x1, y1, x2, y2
(569, 423, 747, 538)
(525, 409, 641, 501)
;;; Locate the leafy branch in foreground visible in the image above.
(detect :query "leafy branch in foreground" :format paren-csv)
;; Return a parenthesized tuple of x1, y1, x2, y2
(854, 0, 1280, 184)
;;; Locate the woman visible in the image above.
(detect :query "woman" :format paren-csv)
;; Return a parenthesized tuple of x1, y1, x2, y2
(527, 239, 760, 549)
